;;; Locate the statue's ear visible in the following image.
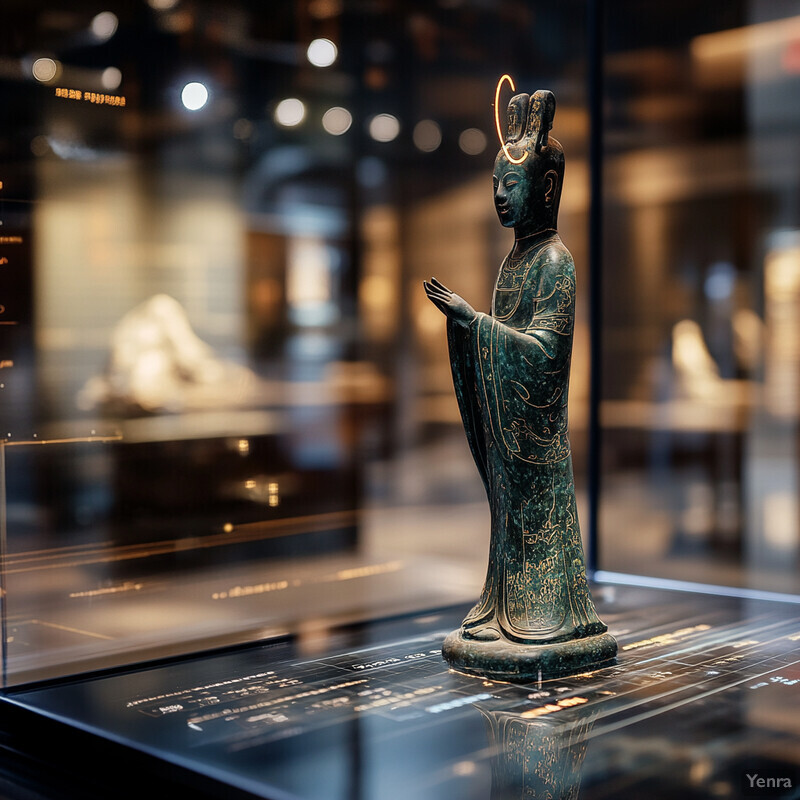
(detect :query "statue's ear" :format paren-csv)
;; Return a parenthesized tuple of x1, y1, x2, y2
(544, 170, 558, 205)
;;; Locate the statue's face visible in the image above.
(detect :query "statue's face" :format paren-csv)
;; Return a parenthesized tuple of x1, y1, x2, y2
(493, 154, 535, 230)
(493, 150, 556, 235)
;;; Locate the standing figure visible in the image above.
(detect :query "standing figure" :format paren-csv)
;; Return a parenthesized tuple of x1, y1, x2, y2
(424, 88, 616, 680)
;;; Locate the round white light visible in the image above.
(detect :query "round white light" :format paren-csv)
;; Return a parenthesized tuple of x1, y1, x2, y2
(275, 98, 306, 127)
(413, 119, 441, 152)
(31, 58, 59, 83)
(91, 11, 119, 40)
(368, 113, 400, 142)
(181, 81, 209, 111)
(322, 106, 352, 135)
(459, 127, 487, 155)
(307, 38, 338, 68)
(101, 66, 122, 90)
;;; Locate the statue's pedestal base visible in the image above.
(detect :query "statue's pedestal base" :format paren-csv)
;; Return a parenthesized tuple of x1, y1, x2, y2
(442, 629, 617, 681)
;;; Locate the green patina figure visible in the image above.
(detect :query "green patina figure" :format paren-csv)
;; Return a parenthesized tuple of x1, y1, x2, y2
(424, 88, 617, 680)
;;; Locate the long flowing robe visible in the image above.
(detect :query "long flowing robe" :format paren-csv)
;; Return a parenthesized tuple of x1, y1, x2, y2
(448, 233, 606, 644)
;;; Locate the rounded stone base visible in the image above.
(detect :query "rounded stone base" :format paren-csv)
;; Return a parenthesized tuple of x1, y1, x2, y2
(442, 629, 617, 682)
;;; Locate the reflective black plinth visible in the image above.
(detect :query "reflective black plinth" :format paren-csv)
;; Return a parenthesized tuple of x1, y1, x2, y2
(4, 582, 800, 800)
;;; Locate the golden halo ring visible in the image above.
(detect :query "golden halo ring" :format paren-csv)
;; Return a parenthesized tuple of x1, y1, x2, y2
(494, 74, 528, 165)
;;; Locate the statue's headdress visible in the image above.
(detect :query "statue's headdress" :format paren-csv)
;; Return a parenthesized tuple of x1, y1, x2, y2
(494, 75, 556, 164)
(493, 77, 564, 222)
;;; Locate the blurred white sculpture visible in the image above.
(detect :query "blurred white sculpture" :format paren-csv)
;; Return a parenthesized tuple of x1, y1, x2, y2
(78, 294, 260, 413)
(671, 319, 723, 401)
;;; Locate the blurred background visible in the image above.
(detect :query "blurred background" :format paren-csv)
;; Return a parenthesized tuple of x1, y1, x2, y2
(0, 0, 798, 684)
(599, 0, 800, 594)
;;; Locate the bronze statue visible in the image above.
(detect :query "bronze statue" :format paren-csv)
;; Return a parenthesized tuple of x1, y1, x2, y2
(424, 87, 616, 680)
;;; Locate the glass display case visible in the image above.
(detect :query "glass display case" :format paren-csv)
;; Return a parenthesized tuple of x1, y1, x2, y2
(1, 1, 800, 798)
(2, 0, 594, 686)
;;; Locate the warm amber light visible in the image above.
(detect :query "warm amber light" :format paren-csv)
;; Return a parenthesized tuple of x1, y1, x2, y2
(55, 87, 126, 106)
(494, 74, 527, 165)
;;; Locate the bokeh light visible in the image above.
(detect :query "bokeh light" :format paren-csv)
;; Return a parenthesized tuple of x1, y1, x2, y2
(90, 12, 119, 41)
(413, 119, 441, 152)
(458, 128, 487, 155)
(368, 114, 400, 142)
(322, 106, 352, 135)
(181, 81, 209, 111)
(31, 58, 59, 83)
(307, 38, 338, 68)
(101, 67, 122, 90)
(275, 98, 306, 127)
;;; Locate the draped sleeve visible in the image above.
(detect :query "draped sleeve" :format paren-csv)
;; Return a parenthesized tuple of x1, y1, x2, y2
(447, 317, 490, 496)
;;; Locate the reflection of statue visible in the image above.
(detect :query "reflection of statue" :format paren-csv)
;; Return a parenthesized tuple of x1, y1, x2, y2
(476, 700, 597, 800)
(425, 87, 616, 679)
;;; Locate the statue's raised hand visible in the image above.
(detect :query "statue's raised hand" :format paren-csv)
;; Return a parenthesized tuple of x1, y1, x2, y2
(423, 277, 477, 328)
